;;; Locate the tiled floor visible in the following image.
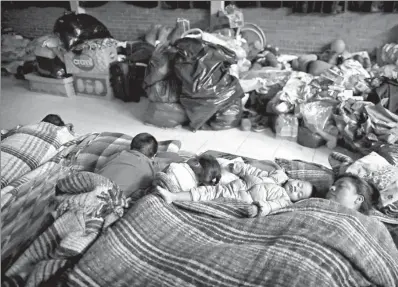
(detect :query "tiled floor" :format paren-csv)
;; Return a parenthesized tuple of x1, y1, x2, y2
(0, 76, 354, 167)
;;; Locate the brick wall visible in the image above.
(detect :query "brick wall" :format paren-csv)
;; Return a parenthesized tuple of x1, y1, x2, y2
(3, 1, 397, 54)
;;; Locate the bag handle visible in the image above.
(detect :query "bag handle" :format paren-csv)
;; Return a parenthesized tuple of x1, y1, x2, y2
(181, 28, 204, 39)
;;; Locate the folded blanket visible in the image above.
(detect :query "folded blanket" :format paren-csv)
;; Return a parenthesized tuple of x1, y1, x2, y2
(63, 196, 398, 287)
(1, 122, 75, 188)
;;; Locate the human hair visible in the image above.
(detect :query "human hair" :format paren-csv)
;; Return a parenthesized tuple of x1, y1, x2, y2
(41, 114, 65, 127)
(310, 184, 318, 198)
(336, 173, 378, 215)
(130, 133, 158, 158)
(197, 154, 221, 186)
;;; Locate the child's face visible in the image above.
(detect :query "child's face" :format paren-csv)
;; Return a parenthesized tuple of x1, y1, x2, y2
(284, 180, 313, 202)
(326, 178, 361, 210)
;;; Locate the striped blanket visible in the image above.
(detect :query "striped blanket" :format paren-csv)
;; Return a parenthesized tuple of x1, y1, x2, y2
(1, 122, 75, 188)
(3, 171, 130, 287)
(63, 195, 398, 287)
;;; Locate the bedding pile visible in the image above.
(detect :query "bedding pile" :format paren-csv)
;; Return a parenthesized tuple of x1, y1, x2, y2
(2, 130, 398, 287)
(21, 195, 398, 287)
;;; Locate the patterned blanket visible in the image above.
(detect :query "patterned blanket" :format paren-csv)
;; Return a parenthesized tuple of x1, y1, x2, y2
(3, 171, 130, 287)
(62, 195, 398, 287)
(1, 122, 75, 188)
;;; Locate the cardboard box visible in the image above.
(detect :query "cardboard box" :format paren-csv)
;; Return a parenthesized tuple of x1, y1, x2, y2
(25, 73, 75, 97)
(64, 39, 118, 75)
(73, 73, 113, 100)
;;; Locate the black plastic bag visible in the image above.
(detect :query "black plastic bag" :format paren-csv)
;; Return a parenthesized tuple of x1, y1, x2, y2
(144, 102, 188, 128)
(173, 37, 244, 131)
(209, 99, 243, 130)
(143, 44, 180, 103)
(53, 12, 112, 51)
(36, 56, 67, 79)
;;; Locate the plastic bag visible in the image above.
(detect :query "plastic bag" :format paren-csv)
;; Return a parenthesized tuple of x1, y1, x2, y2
(182, 28, 246, 60)
(379, 43, 398, 66)
(300, 100, 337, 133)
(143, 44, 180, 103)
(209, 99, 243, 130)
(53, 12, 112, 51)
(36, 56, 67, 79)
(144, 102, 188, 128)
(173, 37, 244, 131)
(274, 114, 298, 141)
(374, 144, 398, 166)
(277, 71, 314, 105)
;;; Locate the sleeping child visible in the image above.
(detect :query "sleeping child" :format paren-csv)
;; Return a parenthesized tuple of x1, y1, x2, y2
(157, 160, 316, 217)
(154, 154, 222, 192)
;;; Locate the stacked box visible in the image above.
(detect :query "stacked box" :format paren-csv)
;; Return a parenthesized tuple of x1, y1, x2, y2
(63, 38, 118, 99)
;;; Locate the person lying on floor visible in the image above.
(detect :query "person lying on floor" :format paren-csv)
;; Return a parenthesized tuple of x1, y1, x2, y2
(1, 113, 73, 140)
(154, 154, 222, 192)
(325, 173, 377, 215)
(157, 161, 316, 217)
(97, 133, 183, 199)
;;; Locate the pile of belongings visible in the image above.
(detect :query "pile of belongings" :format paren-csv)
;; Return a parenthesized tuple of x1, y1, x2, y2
(142, 12, 250, 131)
(1, 32, 37, 76)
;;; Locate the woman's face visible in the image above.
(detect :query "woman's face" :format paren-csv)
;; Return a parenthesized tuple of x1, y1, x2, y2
(326, 177, 362, 210)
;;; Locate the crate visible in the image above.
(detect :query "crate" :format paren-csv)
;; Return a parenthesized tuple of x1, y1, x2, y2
(73, 72, 113, 100)
(25, 73, 75, 97)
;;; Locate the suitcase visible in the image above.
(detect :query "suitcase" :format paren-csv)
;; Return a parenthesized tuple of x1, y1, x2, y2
(110, 42, 155, 103)
(109, 61, 146, 102)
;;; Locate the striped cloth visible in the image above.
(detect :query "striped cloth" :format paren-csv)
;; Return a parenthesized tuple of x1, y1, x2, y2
(1, 122, 75, 188)
(62, 196, 398, 287)
(3, 171, 130, 287)
(1, 135, 94, 274)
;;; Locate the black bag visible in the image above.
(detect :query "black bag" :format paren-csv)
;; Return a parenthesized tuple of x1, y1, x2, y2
(173, 38, 244, 131)
(209, 99, 243, 130)
(53, 12, 112, 51)
(36, 56, 67, 79)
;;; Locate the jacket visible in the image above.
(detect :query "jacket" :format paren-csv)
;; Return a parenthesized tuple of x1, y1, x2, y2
(97, 150, 158, 197)
(190, 162, 291, 216)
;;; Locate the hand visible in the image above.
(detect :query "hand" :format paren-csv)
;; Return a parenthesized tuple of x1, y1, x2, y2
(156, 186, 174, 204)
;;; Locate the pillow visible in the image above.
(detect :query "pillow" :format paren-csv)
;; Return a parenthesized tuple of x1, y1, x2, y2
(217, 157, 245, 185)
(275, 158, 335, 197)
(345, 152, 392, 179)
(344, 152, 398, 208)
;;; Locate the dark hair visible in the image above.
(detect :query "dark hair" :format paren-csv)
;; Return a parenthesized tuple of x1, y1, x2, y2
(336, 173, 378, 215)
(197, 154, 221, 186)
(41, 114, 65, 127)
(130, 133, 158, 158)
(311, 184, 318, 198)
